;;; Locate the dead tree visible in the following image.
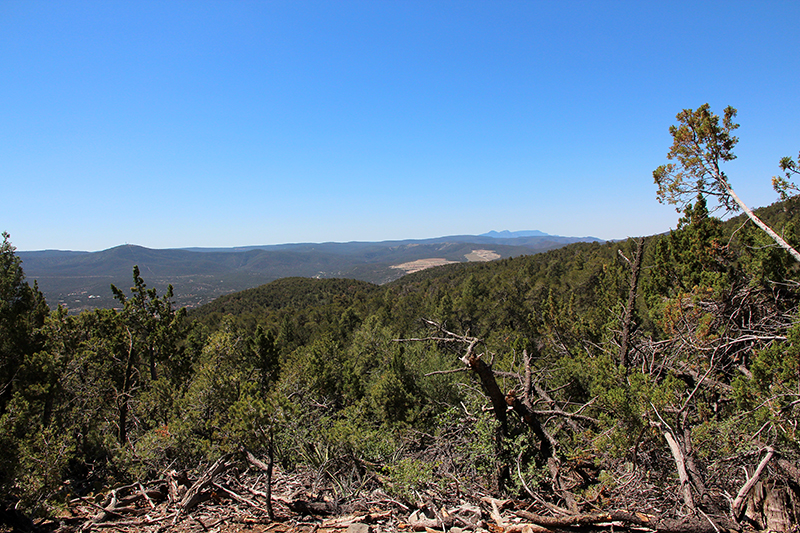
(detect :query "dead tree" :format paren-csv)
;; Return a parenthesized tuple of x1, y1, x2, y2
(618, 237, 645, 370)
(117, 327, 137, 445)
(409, 320, 553, 451)
(400, 320, 565, 497)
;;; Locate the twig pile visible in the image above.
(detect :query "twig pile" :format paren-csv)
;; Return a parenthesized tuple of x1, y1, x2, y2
(34, 448, 737, 533)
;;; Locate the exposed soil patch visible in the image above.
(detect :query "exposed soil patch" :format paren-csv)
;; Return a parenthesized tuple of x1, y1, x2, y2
(391, 250, 500, 274)
(390, 258, 459, 274)
(464, 250, 501, 262)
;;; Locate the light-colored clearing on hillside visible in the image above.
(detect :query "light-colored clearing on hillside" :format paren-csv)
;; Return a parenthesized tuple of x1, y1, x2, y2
(391, 258, 459, 274)
(391, 249, 501, 274)
(465, 249, 501, 261)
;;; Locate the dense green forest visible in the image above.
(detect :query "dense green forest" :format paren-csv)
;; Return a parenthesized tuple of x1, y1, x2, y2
(3, 192, 800, 530)
(3, 107, 800, 531)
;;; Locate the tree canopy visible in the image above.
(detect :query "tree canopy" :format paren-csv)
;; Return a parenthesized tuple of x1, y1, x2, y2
(654, 104, 800, 262)
(4, 115, 800, 529)
(653, 103, 740, 211)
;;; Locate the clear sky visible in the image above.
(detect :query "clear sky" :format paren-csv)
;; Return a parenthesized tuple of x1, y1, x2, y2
(3, 1, 799, 251)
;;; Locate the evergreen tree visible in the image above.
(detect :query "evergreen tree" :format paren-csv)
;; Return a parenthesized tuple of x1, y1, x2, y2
(654, 104, 800, 262)
(0, 232, 48, 415)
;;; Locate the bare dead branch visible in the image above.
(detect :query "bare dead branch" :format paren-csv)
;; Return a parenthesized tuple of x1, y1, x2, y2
(731, 446, 775, 521)
(423, 367, 469, 377)
(179, 453, 234, 513)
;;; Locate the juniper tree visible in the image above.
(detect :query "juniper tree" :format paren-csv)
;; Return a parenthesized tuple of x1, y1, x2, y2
(653, 104, 800, 262)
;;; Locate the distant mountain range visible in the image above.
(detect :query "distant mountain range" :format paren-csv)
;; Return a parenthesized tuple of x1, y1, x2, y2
(19, 231, 601, 312)
(480, 230, 550, 238)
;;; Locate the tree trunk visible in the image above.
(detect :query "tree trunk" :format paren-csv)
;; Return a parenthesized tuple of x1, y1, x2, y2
(457, 338, 511, 491)
(459, 338, 509, 437)
(763, 481, 791, 532)
(179, 453, 234, 512)
(657, 423, 695, 511)
(149, 347, 157, 382)
(732, 446, 774, 521)
(619, 238, 644, 369)
(681, 423, 706, 502)
(265, 430, 275, 521)
(242, 441, 275, 521)
(723, 181, 800, 263)
(118, 329, 136, 445)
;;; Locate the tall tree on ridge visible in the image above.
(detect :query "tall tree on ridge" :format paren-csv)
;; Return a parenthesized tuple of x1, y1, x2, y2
(653, 104, 800, 263)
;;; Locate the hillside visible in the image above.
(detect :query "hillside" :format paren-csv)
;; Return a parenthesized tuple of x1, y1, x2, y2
(18, 232, 599, 311)
(5, 200, 800, 532)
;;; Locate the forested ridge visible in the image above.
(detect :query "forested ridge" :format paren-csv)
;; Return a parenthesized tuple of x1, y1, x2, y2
(4, 105, 800, 532)
(18, 233, 585, 312)
(3, 193, 800, 532)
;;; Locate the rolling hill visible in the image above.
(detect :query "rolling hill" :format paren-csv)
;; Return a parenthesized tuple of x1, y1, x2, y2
(18, 232, 601, 311)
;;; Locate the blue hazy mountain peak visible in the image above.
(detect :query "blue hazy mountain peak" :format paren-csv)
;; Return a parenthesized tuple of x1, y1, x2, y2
(481, 230, 550, 238)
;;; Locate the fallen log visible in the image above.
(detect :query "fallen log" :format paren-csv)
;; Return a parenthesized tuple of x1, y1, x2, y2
(407, 509, 455, 531)
(115, 488, 165, 508)
(168, 470, 190, 504)
(275, 496, 337, 516)
(322, 510, 396, 527)
(516, 509, 652, 528)
(211, 482, 272, 515)
(732, 446, 775, 522)
(503, 525, 551, 533)
(654, 516, 738, 533)
(512, 511, 741, 533)
(89, 513, 177, 529)
(179, 453, 235, 513)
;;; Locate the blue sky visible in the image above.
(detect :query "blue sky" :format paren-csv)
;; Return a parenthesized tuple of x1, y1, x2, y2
(3, 1, 799, 251)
